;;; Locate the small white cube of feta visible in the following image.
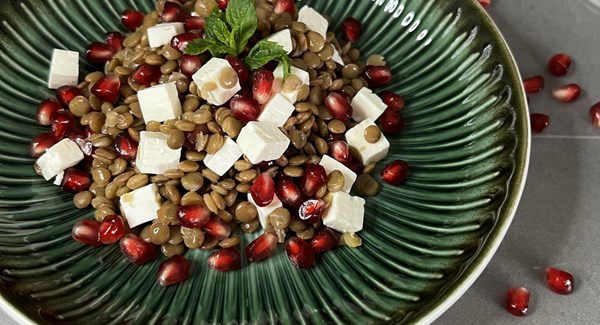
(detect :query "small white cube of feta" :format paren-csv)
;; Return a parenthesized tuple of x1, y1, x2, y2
(351, 87, 387, 122)
(258, 93, 295, 127)
(53, 171, 64, 186)
(272, 63, 310, 104)
(135, 131, 182, 174)
(236, 121, 290, 164)
(204, 137, 243, 176)
(147, 22, 185, 48)
(36, 138, 84, 180)
(138, 82, 182, 122)
(319, 155, 357, 193)
(322, 191, 365, 233)
(248, 192, 283, 228)
(192, 58, 242, 106)
(47, 49, 79, 89)
(345, 119, 390, 165)
(264, 29, 293, 54)
(331, 47, 345, 66)
(297, 6, 329, 39)
(120, 184, 162, 228)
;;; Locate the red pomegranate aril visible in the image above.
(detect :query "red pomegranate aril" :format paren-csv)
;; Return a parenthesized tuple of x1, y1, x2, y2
(114, 132, 138, 160)
(85, 41, 114, 64)
(131, 64, 161, 86)
(98, 214, 126, 244)
(342, 17, 362, 43)
(121, 9, 145, 31)
(364, 65, 392, 87)
(91, 75, 121, 103)
(246, 232, 278, 263)
(157, 255, 190, 286)
(298, 199, 325, 224)
(36, 99, 61, 126)
(30, 132, 58, 158)
(120, 234, 157, 265)
(178, 204, 211, 228)
(66, 128, 93, 155)
(184, 15, 205, 31)
(300, 164, 327, 197)
(104, 31, 125, 53)
(311, 228, 339, 253)
(551, 83, 581, 103)
(276, 174, 305, 208)
(183, 124, 210, 149)
(379, 109, 405, 133)
(207, 247, 241, 272)
(477, 0, 490, 8)
(161, 1, 185, 22)
(343, 156, 364, 175)
(180, 54, 202, 78)
(202, 215, 231, 240)
(72, 219, 101, 247)
(505, 287, 530, 316)
(380, 91, 405, 112)
(216, 0, 229, 10)
(530, 113, 550, 133)
(545, 267, 574, 294)
(252, 69, 274, 105)
(61, 168, 92, 192)
(325, 92, 353, 121)
(548, 53, 572, 77)
(170, 32, 200, 53)
(250, 172, 275, 207)
(225, 55, 249, 84)
(523, 75, 544, 94)
(230, 96, 260, 123)
(329, 140, 350, 163)
(56, 86, 82, 106)
(285, 237, 315, 269)
(51, 110, 75, 138)
(590, 102, 600, 127)
(273, 0, 296, 14)
(380, 160, 409, 185)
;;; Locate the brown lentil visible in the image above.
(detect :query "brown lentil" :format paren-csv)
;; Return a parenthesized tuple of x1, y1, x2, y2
(340, 232, 362, 248)
(289, 155, 308, 166)
(180, 191, 204, 206)
(92, 168, 111, 187)
(235, 201, 258, 223)
(139, 225, 153, 243)
(205, 133, 225, 154)
(314, 137, 329, 156)
(237, 169, 258, 183)
(240, 219, 260, 233)
(175, 119, 196, 132)
(219, 236, 241, 248)
(355, 173, 381, 196)
(307, 31, 325, 53)
(73, 191, 93, 209)
(328, 119, 346, 134)
(326, 170, 345, 193)
(68, 95, 91, 117)
(366, 54, 386, 66)
(289, 218, 307, 232)
(269, 208, 291, 229)
(202, 168, 220, 184)
(296, 226, 315, 240)
(126, 173, 148, 190)
(200, 235, 220, 250)
(161, 243, 185, 257)
(364, 125, 382, 143)
(168, 225, 183, 244)
(167, 129, 185, 149)
(148, 222, 170, 245)
(181, 226, 204, 249)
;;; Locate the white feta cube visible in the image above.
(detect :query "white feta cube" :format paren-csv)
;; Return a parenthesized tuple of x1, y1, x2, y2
(204, 137, 243, 176)
(236, 121, 290, 164)
(258, 93, 295, 127)
(138, 82, 182, 122)
(248, 192, 283, 228)
(332, 47, 345, 66)
(147, 22, 185, 48)
(264, 29, 293, 54)
(351, 87, 387, 122)
(135, 131, 181, 174)
(120, 184, 162, 228)
(53, 171, 64, 186)
(36, 138, 84, 180)
(47, 49, 79, 89)
(192, 58, 241, 106)
(345, 119, 390, 165)
(272, 63, 310, 104)
(319, 155, 357, 193)
(297, 6, 329, 39)
(322, 191, 365, 233)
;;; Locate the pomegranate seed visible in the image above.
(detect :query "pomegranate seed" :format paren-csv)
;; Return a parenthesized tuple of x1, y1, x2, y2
(298, 199, 325, 224)
(343, 156, 364, 174)
(477, 0, 490, 8)
(66, 128, 93, 155)
(216, 0, 229, 10)
(329, 140, 350, 163)
(342, 17, 362, 43)
(207, 247, 241, 272)
(180, 54, 203, 78)
(590, 102, 600, 127)
(183, 124, 210, 150)
(120, 234, 157, 265)
(380, 160, 409, 185)
(379, 109, 405, 133)
(364, 65, 392, 87)
(300, 164, 327, 197)
(91, 75, 121, 103)
(246, 232, 277, 263)
(161, 1, 185, 22)
(325, 92, 352, 121)
(51, 110, 75, 138)
(202, 215, 231, 240)
(547, 53, 572, 77)
(225, 55, 250, 84)
(276, 174, 306, 208)
(36, 99, 61, 126)
(285, 237, 315, 269)
(545, 267, 574, 294)
(30, 132, 57, 158)
(380, 91, 405, 112)
(184, 15, 205, 31)
(71, 219, 101, 247)
(98, 214, 126, 244)
(85, 42, 114, 64)
(178, 204, 211, 228)
(56, 86, 82, 106)
(250, 172, 275, 207)
(104, 31, 125, 53)
(171, 32, 200, 53)
(311, 228, 339, 253)
(530, 113, 550, 133)
(230, 96, 260, 123)
(131, 64, 161, 86)
(551, 83, 581, 103)
(121, 9, 145, 31)
(505, 287, 530, 316)
(252, 70, 274, 105)
(157, 255, 189, 286)
(523, 75, 544, 94)
(114, 132, 138, 160)
(273, 0, 296, 14)
(61, 168, 91, 192)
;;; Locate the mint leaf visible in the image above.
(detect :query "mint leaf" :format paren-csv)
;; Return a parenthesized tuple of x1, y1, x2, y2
(243, 40, 292, 78)
(226, 0, 257, 55)
(185, 38, 233, 57)
(205, 14, 235, 50)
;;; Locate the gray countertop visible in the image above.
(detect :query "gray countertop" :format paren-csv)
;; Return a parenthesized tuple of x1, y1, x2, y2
(2, 1, 600, 324)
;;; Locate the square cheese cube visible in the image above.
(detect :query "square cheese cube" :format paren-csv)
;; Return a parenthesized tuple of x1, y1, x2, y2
(331, 47, 345, 66)
(346, 119, 390, 165)
(147, 22, 185, 48)
(272, 63, 310, 104)
(136, 131, 181, 174)
(236, 121, 290, 164)
(138, 82, 182, 122)
(258, 93, 295, 127)
(36, 138, 84, 180)
(204, 137, 243, 176)
(53, 171, 64, 186)
(297, 6, 329, 38)
(120, 184, 162, 228)
(322, 191, 365, 233)
(351, 87, 387, 122)
(47, 49, 79, 89)
(319, 155, 357, 193)
(192, 58, 241, 106)
(264, 29, 293, 54)
(248, 192, 283, 228)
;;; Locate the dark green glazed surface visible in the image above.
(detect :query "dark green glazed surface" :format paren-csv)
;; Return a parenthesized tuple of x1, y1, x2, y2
(0, 0, 529, 324)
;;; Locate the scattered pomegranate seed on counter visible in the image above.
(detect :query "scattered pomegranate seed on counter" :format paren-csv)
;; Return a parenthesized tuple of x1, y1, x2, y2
(530, 113, 550, 133)
(379, 109, 405, 134)
(246, 232, 277, 263)
(342, 17, 362, 43)
(505, 286, 530, 316)
(589, 102, 600, 127)
(120, 234, 158, 265)
(56, 85, 81, 106)
(311, 228, 339, 253)
(207, 247, 241, 272)
(60, 168, 91, 192)
(551, 84, 581, 103)
(380, 160, 409, 185)
(547, 53, 572, 77)
(121, 9, 145, 31)
(285, 237, 315, 269)
(35, 99, 61, 126)
(72, 219, 102, 247)
(98, 215, 126, 244)
(103, 31, 125, 53)
(380, 91, 405, 113)
(363, 65, 393, 87)
(30, 133, 57, 158)
(157, 255, 190, 286)
(545, 267, 574, 294)
(523, 75, 545, 94)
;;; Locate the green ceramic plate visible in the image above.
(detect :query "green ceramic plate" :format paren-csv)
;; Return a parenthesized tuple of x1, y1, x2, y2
(0, 0, 529, 324)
